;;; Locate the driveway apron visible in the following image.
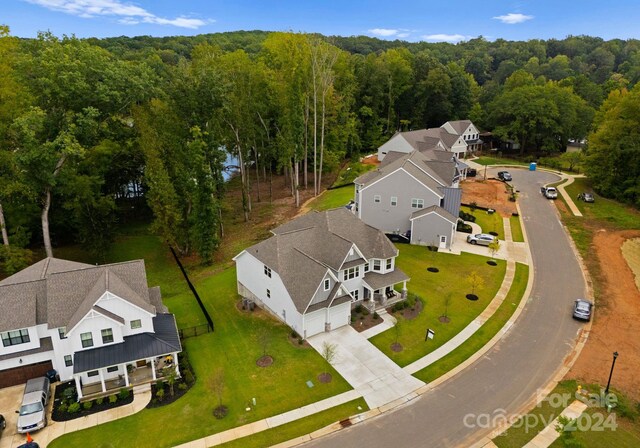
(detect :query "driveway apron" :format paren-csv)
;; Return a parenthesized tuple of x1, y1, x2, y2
(308, 325, 424, 409)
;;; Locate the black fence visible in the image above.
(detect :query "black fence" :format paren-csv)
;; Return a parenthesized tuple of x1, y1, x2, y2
(178, 324, 213, 340)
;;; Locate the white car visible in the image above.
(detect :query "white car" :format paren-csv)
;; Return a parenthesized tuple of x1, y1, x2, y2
(466, 233, 497, 246)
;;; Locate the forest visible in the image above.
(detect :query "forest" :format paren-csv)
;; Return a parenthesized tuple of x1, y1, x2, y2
(1, 27, 639, 271)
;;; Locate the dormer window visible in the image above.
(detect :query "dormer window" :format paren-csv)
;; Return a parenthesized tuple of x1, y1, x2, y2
(58, 327, 67, 339)
(386, 258, 393, 270)
(324, 278, 330, 291)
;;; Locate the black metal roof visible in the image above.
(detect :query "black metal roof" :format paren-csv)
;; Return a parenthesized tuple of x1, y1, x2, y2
(73, 314, 182, 374)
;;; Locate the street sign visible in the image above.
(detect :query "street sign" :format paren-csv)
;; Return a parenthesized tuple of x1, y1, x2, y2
(425, 328, 435, 341)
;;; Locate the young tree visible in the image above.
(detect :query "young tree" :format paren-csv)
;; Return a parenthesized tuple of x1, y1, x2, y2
(466, 271, 485, 296)
(320, 341, 337, 379)
(207, 368, 227, 419)
(488, 239, 501, 261)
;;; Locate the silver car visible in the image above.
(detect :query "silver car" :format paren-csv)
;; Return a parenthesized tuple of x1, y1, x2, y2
(466, 233, 497, 246)
(573, 299, 593, 321)
(16, 377, 50, 434)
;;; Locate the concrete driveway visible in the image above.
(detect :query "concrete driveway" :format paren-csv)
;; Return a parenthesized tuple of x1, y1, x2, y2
(0, 384, 28, 448)
(307, 326, 424, 409)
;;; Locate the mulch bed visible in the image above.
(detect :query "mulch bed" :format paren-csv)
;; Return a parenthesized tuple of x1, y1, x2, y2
(466, 294, 479, 301)
(388, 298, 424, 320)
(146, 379, 192, 409)
(391, 342, 403, 352)
(351, 312, 383, 332)
(288, 334, 311, 348)
(318, 373, 332, 383)
(256, 355, 273, 367)
(51, 381, 134, 422)
(438, 316, 451, 323)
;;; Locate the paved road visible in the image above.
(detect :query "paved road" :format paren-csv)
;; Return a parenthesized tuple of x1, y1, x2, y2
(305, 168, 587, 448)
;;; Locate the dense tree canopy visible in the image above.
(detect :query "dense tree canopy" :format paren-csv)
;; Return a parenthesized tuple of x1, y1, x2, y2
(1, 27, 640, 268)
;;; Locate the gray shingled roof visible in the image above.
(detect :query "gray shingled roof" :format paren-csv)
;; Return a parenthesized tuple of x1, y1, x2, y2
(242, 208, 398, 314)
(410, 205, 458, 223)
(363, 269, 410, 291)
(0, 258, 164, 334)
(73, 314, 181, 374)
(356, 150, 454, 190)
(443, 120, 472, 135)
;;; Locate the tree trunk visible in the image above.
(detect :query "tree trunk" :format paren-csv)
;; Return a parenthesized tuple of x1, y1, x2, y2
(218, 207, 224, 239)
(253, 144, 261, 203)
(313, 61, 318, 196)
(319, 91, 326, 193)
(304, 95, 309, 189)
(269, 167, 273, 204)
(294, 159, 300, 207)
(0, 201, 9, 246)
(42, 187, 53, 258)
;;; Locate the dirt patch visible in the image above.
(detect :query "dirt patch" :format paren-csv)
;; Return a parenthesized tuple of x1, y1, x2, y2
(391, 342, 403, 352)
(568, 229, 640, 401)
(360, 154, 380, 166)
(621, 238, 640, 291)
(388, 298, 424, 320)
(256, 355, 273, 367)
(318, 373, 333, 383)
(461, 179, 517, 217)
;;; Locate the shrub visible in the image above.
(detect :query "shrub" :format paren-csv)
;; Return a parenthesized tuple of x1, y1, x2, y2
(290, 330, 299, 339)
(96, 397, 104, 405)
(350, 316, 355, 323)
(183, 369, 195, 385)
(118, 388, 130, 400)
(354, 304, 363, 314)
(178, 382, 188, 391)
(298, 337, 303, 345)
(67, 402, 81, 414)
(83, 400, 93, 410)
(362, 308, 370, 316)
(459, 210, 476, 222)
(57, 402, 68, 413)
(109, 395, 118, 404)
(373, 312, 379, 320)
(62, 386, 76, 402)
(457, 221, 472, 233)
(156, 388, 165, 402)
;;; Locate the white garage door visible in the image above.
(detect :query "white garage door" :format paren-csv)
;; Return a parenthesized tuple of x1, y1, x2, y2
(304, 310, 326, 338)
(328, 303, 350, 331)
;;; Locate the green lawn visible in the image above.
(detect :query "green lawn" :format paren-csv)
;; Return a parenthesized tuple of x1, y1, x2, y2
(548, 407, 640, 448)
(474, 156, 529, 167)
(308, 185, 354, 211)
(416, 263, 528, 382)
(49, 268, 353, 448)
(509, 215, 525, 242)
(369, 245, 506, 367)
(331, 159, 376, 188)
(461, 205, 505, 240)
(219, 398, 368, 448)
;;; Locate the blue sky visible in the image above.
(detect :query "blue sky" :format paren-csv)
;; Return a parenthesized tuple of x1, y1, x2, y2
(4, 0, 640, 42)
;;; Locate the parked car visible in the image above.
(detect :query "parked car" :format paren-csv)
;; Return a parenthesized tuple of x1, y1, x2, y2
(467, 168, 477, 177)
(541, 186, 558, 199)
(497, 171, 512, 181)
(466, 233, 497, 246)
(17, 443, 40, 448)
(16, 377, 50, 434)
(573, 299, 593, 321)
(577, 192, 595, 203)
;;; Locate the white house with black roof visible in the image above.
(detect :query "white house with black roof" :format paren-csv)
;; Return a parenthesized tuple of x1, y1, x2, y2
(234, 208, 410, 338)
(0, 258, 181, 399)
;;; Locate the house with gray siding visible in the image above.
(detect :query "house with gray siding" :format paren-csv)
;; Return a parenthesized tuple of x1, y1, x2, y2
(0, 258, 181, 399)
(234, 208, 410, 338)
(354, 149, 461, 249)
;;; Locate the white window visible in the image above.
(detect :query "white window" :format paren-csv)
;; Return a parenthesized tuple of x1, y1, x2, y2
(264, 265, 272, 278)
(324, 278, 330, 291)
(64, 355, 73, 367)
(373, 260, 381, 271)
(374, 195, 381, 203)
(1, 329, 30, 347)
(101, 328, 114, 344)
(411, 198, 424, 209)
(343, 266, 360, 280)
(351, 290, 359, 302)
(386, 258, 392, 270)
(266, 289, 271, 298)
(390, 196, 397, 206)
(80, 332, 93, 348)
(364, 263, 370, 272)
(58, 327, 67, 340)
(130, 319, 142, 329)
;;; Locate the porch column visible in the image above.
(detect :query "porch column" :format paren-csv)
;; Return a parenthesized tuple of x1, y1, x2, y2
(74, 375, 83, 400)
(123, 363, 130, 386)
(402, 281, 408, 299)
(173, 353, 180, 377)
(151, 358, 157, 381)
(99, 369, 106, 393)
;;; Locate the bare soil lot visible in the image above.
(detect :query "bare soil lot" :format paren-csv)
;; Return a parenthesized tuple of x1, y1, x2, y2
(461, 178, 517, 217)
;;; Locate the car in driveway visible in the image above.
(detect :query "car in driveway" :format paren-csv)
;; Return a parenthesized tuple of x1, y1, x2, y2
(497, 171, 512, 181)
(466, 233, 497, 246)
(573, 299, 593, 321)
(577, 192, 595, 203)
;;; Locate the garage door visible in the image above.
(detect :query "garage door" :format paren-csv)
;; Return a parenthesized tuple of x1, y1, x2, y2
(328, 303, 350, 331)
(304, 310, 326, 338)
(0, 360, 53, 389)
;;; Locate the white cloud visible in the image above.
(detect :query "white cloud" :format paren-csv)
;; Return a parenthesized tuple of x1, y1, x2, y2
(493, 13, 534, 24)
(24, 0, 209, 29)
(397, 32, 410, 38)
(368, 28, 399, 37)
(421, 33, 468, 43)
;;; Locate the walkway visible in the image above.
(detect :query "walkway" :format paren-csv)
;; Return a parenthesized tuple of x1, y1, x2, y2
(522, 400, 588, 448)
(4, 384, 152, 448)
(554, 175, 583, 217)
(307, 326, 424, 409)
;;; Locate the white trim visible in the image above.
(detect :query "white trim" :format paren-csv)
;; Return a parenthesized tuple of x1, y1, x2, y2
(409, 209, 457, 224)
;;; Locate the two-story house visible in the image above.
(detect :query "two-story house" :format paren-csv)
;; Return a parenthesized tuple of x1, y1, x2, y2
(234, 208, 410, 339)
(0, 258, 181, 399)
(441, 120, 482, 154)
(354, 149, 461, 249)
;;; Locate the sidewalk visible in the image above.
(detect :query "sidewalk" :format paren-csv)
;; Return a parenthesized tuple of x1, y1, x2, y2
(523, 401, 588, 448)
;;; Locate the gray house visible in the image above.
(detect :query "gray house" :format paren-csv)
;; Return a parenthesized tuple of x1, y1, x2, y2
(234, 208, 410, 338)
(354, 150, 461, 249)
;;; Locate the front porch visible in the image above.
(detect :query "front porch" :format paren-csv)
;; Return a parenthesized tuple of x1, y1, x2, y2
(76, 353, 180, 401)
(362, 269, 410, 312)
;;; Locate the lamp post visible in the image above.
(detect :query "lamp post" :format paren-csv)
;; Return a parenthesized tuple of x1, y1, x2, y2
(605, 351, 619, 395)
